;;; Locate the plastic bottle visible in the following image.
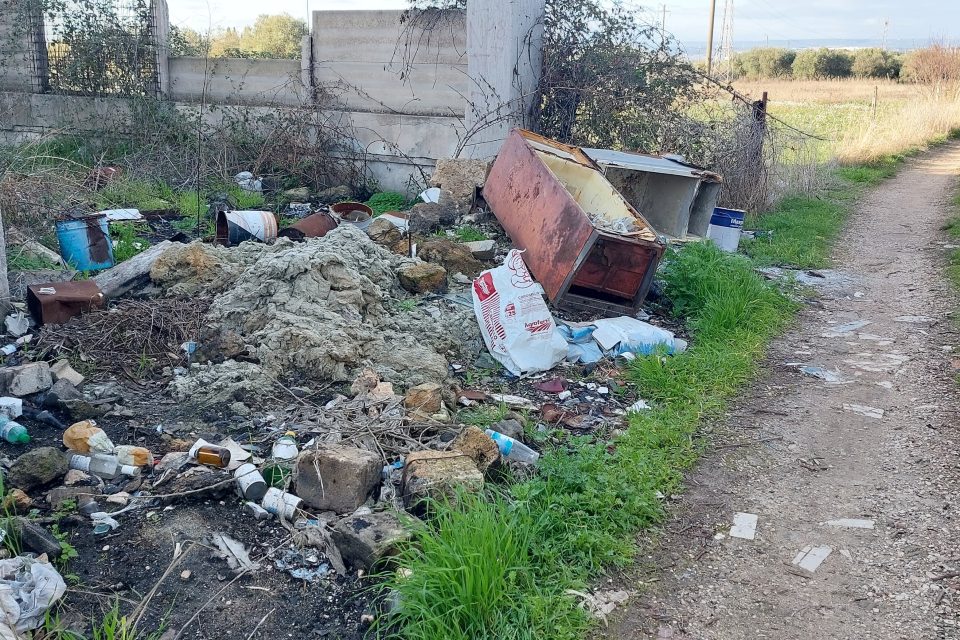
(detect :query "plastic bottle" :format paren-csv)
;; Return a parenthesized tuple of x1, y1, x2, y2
(188, 439, 231, 468)
(0, 416, 29, 444)
(271, 432, 298, 460)
(484, 429, 539, 463)
(68, 453, 139, 480)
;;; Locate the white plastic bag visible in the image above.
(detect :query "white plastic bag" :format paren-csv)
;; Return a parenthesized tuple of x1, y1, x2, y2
(0, 555, 66, 634)
(472, 250, 567, 376)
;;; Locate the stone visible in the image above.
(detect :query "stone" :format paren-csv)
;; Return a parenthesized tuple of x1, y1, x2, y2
(366, 218, 402, 248)
(464, 239, 497, 261)
(47, 485, 99, 509)
(106, 492, 130, 506)
(0, 397, 22, 419)
(283, 187, 311, 200)
(0, 362, 52, 396)
(430, 158, 491, 202)
(293, 446, 382, 513)
(64, 469, 100, 487)
(404, 382, 443, 414)
(401, 450, 483, 510)
(316, 185, 353, 204)
(8, 447, 68, 491)
(451, 426, 501, 474)
(397, 262, 447, 294)
(50, 360, 84, 386)
(491, 418, 524, 441)
(44, 378, 83, 406)
(408, 202, 456, 235)
(331, 510, 412, 570)
(1, 488, 32, 513)
(180, 570, 192, 581)
(350, 368, 380, 397)
(418, 238, 483, 276)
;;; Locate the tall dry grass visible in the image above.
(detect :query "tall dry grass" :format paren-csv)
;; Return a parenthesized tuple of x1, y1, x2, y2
(835, 99, 960, 164)
(735, 78, 916, 105)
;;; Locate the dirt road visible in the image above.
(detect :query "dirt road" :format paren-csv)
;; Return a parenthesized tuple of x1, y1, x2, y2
(605, 143, 960, 639)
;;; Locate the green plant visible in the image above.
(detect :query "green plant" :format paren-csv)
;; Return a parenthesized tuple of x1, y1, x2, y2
(6, 249, 61, 271)
(365, 191, 409, 214)
(50, 524, 78, 571)
(90, 601, 164, 640)
(457, 404, 508, 428)
(397, 299, 417, 312)
(110, 222, 150, 263)
(454, 226, 488, 243)
(38, 609, 85, 640)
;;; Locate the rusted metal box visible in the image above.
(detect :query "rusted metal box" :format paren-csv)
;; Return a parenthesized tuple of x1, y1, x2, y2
(27, 281, 106, 326)
(483, 129, 666, 315)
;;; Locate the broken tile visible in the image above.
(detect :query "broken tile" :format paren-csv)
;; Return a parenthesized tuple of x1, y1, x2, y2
(792, 545, 832, 572)
(729, 512, 758, 540)
(821, 319, 872, 337)
(842, 403, 884, 419)
(822, 518, 874, 529)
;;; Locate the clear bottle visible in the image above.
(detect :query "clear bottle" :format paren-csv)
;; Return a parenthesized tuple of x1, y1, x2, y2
(271, 432, 298, 460)
(68, 453, 139, 479)
(0, 416, 29, 444)
(484, 429, 539, 463)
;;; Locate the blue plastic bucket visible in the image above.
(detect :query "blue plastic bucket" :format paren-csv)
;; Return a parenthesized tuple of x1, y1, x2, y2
(55, 216, 115, 271)
(706, 207, 746, 252)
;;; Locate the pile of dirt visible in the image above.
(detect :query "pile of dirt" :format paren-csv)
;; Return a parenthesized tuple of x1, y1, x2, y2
(152, 226, 481, 405)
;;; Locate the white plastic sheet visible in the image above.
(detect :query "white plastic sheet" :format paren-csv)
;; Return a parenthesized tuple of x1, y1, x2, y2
(472, 250, 567, 376)
(0, 555, 66, 635)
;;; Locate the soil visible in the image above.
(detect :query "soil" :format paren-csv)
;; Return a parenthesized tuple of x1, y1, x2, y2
(602, 143, 960, 639)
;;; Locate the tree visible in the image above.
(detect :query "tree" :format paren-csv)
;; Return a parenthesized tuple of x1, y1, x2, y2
(733, 47, 795, 79)
(792, 48, 853, 79)
(902, 44, 960, 99)
(169, 25, 208, 57)
(851, 48, 900, 78)
(209, 27, 242, 57)
(239, 14, 308, 58)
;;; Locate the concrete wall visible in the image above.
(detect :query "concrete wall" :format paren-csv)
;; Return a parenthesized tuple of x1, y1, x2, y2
(0, 0, 42, 92)
(169, 57, 308, 107)
(0, 92, 133, 142)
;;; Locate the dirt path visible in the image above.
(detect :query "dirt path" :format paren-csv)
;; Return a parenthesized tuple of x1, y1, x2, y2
(605, 143, 960, 640)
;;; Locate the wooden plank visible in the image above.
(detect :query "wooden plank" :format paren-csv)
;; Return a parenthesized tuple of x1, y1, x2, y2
(93, 240, 174, 299)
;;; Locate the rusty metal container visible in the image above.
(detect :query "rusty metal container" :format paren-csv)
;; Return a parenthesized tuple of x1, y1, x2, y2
(278, 211, 339, 241)
(215, 211, 278, 247)
(483, 129, 666, 315)
(27, 281, 106, 326)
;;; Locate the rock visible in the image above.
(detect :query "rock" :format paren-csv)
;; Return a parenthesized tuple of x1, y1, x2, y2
(491, 418, 524, 441)
(106, 492, 130, 506)
(401, 450, 483, 510)
(293, 446, 382, 513)
(64, 470, 100, 487)
(230, 401, 251, 417)
(11, 518, 61, 558)
(464, 239, 497, 261)
(180, 570, 192, 581)
(316, 185, 353, 204)
(0, 397, 20, 419)
(2, 488, 32, 513)
(350, 368, 380, 397)
(44, 378, 83, 406)
(50, 359, 84, 386)
(47, 485, 99, 508)
(397, 262, 447, 294)
(0, 362, 52, 396)
(283, 187, 311, 200)
(404, 382, 443, 415)
(451, 426, 501, 474)
(8, 447, 68, 491)
(408, 202, 456, 235)
(430, 158, 491, 203)
(367, 218, 403, 248)
(331, 510, 412, 570)
(418, 238, 483, 276)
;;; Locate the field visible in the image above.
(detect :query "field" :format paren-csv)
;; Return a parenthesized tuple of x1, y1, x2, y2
(734, 78, 960, 163)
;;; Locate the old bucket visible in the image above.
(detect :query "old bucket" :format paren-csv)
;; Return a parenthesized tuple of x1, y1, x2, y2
(55, 216, 115, 271)
(706, 207, 746, 252)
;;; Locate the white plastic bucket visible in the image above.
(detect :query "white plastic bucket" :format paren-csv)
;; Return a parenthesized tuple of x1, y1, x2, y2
(234, 463, 268, 501)
(261, 487, 302, 521)
(706, 207, 745, 252)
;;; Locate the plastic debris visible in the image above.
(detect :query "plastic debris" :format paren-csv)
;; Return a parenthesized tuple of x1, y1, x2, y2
(729, 512, 758, 540)
(210, 533, 260, 573)
(419, 187, 442, 203)
(0, 555, 67, 634)
(626, 399, 651, 412)
(792, 545, 832, 572)
(234, 171, 262, 192)
(534, 378, 567, 393)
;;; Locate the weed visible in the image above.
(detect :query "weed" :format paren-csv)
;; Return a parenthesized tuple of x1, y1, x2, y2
(110, 222, 150, 263)
(454, 226, 488, 242)
(743, 191, 848, 268)
(231, 187, 266, 210)
(7, 249, 61, 271)
(50, 524, 78, 574)
(37, 609, 84, 640)
(366, 191, 409, 214)
(396, 299, 417, 312)
(95, 179, 173, 213)
(457, 404, 508, 428)
(90, 602, 164, 640)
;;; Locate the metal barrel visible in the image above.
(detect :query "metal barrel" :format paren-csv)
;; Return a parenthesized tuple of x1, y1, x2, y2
(277, 211, 339, 241)
(55, 216, 115, 271)
(215, 211, 278, 246)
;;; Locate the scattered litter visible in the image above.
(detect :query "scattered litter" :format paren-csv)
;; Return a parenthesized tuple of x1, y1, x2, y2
(210, 533, 260, 572)
(821, 319, 872, 337)
(557, 390, 572, 401)
(534, 378, 567, 393)
(234, 171, 262, 192)
(842, 404, 885, 419)
(419, 187, 442, 203)
(564, 589, 630, 625)
(626, 399, 651, 412)
(894, 315, 933, 324)
(822, 518, 875, 530)
(100, 208, 143, 222)
(792, 545, 832, 572)
(729, 512, 758, 540)
(487, 394, 538, 410)
(4, 312, 29, 338)
(0, 555, 67, 633)
(273, 547, 329, 582)
(797, 365, 843, 383)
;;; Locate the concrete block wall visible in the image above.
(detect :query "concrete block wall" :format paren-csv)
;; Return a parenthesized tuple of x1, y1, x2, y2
(0, 0, 43, 92)
(169, 57, 308, 107)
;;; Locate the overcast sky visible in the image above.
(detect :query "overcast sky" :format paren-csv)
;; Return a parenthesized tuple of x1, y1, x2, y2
(167, 0, 960, 46)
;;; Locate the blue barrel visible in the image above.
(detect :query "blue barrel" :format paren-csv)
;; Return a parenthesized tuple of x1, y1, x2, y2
(55, 216, 115, 271)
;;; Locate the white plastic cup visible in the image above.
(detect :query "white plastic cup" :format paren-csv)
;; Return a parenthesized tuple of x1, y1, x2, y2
(261, 487, 301, 521)
(234, 463, 268, 501)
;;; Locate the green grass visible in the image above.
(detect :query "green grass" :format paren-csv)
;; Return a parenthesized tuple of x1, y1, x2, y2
(95, 179, 173, 213)
(946, 193, 960, 289)
(6, 248, 61, 271)
(366, 191, 410, 214)
(110, 222, 150, 263)
(454, 226, 488, 243)
(380, 242, 798, 639)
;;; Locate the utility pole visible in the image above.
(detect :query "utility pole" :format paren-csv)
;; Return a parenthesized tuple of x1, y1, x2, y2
(706, 0, 717, 76)
(660, 4, 670, 49)
(881, 18, 889, 50)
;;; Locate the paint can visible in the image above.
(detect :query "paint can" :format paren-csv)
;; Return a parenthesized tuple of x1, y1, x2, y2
(331, 202, 374, 231)
(215, 211, 278, 246)
(706, 207, 745, 252)
(234, 463, 268, 501)
(261, 487, 302, 521)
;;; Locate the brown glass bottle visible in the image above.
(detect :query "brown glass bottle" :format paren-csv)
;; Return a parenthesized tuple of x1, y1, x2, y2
(188, 438, 231, 468)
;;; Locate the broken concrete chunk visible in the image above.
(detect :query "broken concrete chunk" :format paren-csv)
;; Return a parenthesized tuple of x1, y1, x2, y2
(367, 217, 403, 248)
(7, 447, 68, 491)
(490, 418, 524, 441)
(792, 545, 832, 572)
(397, 262, 447, 294)
(408, 202, 457, 235)
(429, 158, 490, 202)
(401, 450, 483, 510)
(464, 239, 496, 261)
(47, 485, 99, 509)
(331, 510, 412, 570)
(293, 446, 382, 514)
(316, 185, 353, 204)
(283, 186, 311, 200)
(1, 488, 32, 513)
(0, 362, 52, 397)
(0, 397, 22, 419)
(729, 512, 758, 540)
(404, 383, 443, 414)
(451, 426, 501, 474)
(418, 238, 483, 276)
(50, 359, 85, 386)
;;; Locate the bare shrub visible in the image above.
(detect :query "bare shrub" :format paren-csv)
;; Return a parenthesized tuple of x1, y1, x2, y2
(902, 44, 960, 101)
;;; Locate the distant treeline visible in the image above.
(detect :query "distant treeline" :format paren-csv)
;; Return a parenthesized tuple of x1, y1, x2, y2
(720, 45, 959, 81)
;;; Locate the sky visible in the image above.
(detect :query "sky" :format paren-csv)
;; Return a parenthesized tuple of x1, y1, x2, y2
(167, 0, 960, 49)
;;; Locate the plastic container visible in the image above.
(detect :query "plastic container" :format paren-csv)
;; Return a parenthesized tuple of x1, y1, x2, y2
(0, 417, 29, 444)
(55, 216, 115, 271)
(63, 420, 115, 454)
(68, 453, 138, 479)
(261, 487, 302, 521)
(114, 445, 153, 467)
(188, 439, 231, 468)
(271, 432, 299, 460)
(706, 207, 746, 252)
(234, 463, 268, 501)
(484, 429, 539, 463)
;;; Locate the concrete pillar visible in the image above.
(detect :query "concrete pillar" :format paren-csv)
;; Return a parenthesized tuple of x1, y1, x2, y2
(0, 207, 11, 317)
(300, 35, 314, 102)
(152, 0, 170, 96)
(464, 0, 544, 159)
